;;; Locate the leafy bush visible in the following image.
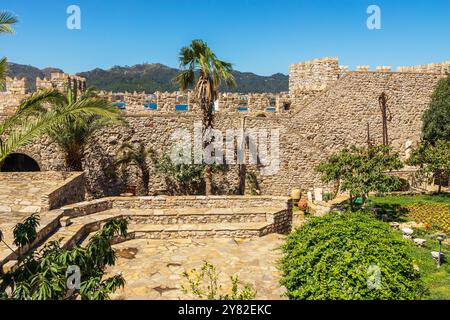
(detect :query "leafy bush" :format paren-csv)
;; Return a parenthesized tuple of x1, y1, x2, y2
(1, 216, 128, 300)
(182, 261, 256, 300)
(245, 171, 260, 195)
(316, 145, 403, 207)
(156, 153, 205, 195)
(280, 212, 425, 300)
(407, 140, 450, 193)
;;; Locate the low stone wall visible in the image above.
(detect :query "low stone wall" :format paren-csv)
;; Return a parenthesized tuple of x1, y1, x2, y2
(0, 171, 85, 213)
(111, 195, 291, 209)
(61, 198, 112, 218)
(43, 172, 86, 210)
(0, 171, 73, 181)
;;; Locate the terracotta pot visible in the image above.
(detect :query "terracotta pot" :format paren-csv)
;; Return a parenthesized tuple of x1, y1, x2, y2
(298, 199, 308, 211)
(124, 185, 137, 196)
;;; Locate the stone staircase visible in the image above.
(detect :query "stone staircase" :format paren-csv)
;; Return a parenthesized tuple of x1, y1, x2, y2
(0, 196, 292, 272)
(45, 207, 284, 249)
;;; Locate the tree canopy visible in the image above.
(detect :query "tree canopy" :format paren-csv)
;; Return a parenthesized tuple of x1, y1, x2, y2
(408, 140, 450, 192)
(316, 145, 403, 204)
(422, 74, 450, 142)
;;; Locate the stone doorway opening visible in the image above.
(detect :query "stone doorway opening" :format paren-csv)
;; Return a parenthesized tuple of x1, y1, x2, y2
(0, 153, 40, 172)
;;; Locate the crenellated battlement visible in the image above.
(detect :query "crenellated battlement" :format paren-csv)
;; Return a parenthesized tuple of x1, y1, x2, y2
(289, 57, 340, 98)
(96, 90, 291, 115)
(1, 72, 86, 114)
(1, 57, 449, 117)
(36, 72, 87, 91)
(5, 76, 27, 94)
(288, 57, 449, 100)
(397, 61, 450, 73)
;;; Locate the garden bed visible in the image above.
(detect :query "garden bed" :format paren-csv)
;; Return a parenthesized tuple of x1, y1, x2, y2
(370, 193, 450, 232)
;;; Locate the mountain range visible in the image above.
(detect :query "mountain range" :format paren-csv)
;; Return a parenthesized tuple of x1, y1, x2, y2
(7, 62, 288, 93)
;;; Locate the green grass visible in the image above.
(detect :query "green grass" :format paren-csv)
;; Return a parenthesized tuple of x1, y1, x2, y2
(370, 193, 450, 206)
(356, 193, 450, 298)
(404, 229, 450, 300)
(367, 193, 450, 231)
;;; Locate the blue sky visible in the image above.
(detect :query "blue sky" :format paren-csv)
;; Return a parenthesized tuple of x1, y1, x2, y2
(1, 0, 449, 75)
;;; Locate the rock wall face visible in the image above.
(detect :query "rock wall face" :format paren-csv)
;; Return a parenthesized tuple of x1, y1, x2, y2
(289, 57, 340, 95)
(9, 71, 444, 197)
(0, 57, 447, 197)
(279, 71, 445, 193)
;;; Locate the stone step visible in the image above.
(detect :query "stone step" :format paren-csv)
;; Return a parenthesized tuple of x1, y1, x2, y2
(43, 220, 100, 249)
(113, 222, 272, 242)
(34, 206, 280, 252)
(47, 220, 273, 252)
(0, 209, 63, 269)
(67, 207, 277, 226)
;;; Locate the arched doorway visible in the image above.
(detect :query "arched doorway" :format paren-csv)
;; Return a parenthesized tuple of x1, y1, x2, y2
(0, 153, 40, 172)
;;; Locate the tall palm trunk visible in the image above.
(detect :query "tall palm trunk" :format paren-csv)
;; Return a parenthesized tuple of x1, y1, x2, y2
(139, 166, 150, 196)
(202, 99, 214, 195)
(198, 73, 215, 196)
(66, 149, 83, 171)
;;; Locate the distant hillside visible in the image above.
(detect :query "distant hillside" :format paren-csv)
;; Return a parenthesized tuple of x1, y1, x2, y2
(7, 62, 288, 94)
(78, 64, 180, 93)
(78, 63, 288, 93)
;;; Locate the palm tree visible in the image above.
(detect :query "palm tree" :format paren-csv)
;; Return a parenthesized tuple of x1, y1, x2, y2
(46, 87, 125, 171)
(173, 40, 236, 195)
(0, 89, 122, 165)
(0, 11, 18, 88)
(0, 10, 123, 169)
(116, 142, 152, 196)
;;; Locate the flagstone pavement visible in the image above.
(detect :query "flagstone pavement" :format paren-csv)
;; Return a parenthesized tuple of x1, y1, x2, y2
(106, 234, 288, 300)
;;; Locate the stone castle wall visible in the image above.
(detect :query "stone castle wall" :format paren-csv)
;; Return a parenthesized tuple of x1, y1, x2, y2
(0, 77, 28, 114)
(97, 90, 291, 115)
(289, 57, 341, 97)
(1, 57, 448, 197)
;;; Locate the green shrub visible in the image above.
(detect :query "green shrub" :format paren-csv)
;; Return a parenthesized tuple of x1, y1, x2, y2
(182, 261, 256, 300)
(156, 153, 205, 195)
(280, 212, 425, 300)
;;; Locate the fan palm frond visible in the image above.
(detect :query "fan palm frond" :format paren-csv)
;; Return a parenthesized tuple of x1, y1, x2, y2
(0, 89, 65, 136)
(0, 57, 8, 90)
(0, 90, 125, 164)
(0, 11, 18, 87)
(0, 11, 18, 34)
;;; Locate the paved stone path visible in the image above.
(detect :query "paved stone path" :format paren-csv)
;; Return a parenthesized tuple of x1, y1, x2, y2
(106, 234, 287, 300)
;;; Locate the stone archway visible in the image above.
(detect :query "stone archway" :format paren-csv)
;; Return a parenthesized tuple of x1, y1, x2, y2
(0, 153, 41, 172)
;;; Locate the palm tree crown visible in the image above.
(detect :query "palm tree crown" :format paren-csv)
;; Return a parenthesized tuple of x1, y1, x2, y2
(174, 39, 236, 107)
(46, 86, 125, 171)
(116, 142, 152, 195)
(0, 88, 121, 165)
(0, 11, 18, 89)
